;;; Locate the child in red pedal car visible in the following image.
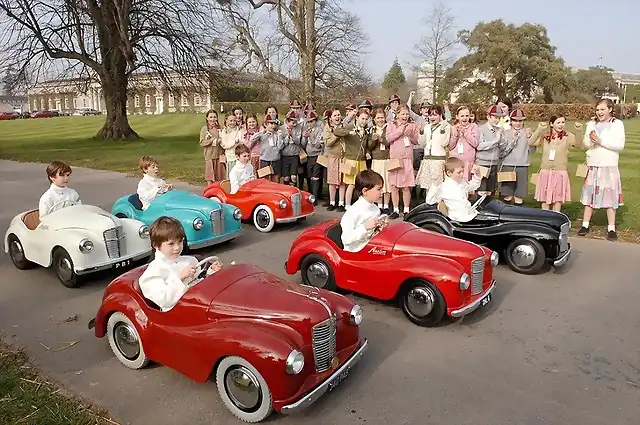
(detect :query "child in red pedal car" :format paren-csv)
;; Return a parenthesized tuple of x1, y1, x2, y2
(139, 217, 222, 311)
(340, 170, 389, 252)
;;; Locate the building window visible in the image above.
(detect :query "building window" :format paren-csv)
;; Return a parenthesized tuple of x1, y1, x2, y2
(194, 94, 201, 106)
(145, 94, 151, 107)
(48, 99, 52, 109)
(64, 98, 68, 110)
(181, 95, 188, 106)
(40, 99, 44, 109)
(168, 93, 174, 107)
(33, 100, 38, 110)
(73, 98, 77, 108)
(134, 95, 140, 107)
(83, 98, 88, 107)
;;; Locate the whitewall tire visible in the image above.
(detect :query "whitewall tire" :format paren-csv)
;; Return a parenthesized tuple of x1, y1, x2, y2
(252, 205, 275, 233)
(106, 312, 149, 369)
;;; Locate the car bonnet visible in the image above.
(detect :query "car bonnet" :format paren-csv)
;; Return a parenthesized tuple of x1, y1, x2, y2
(42, 204, 121, 232)
(394, 226, 486, 262)
(499, 203, 569, 229)
(160, 190, 223, 214)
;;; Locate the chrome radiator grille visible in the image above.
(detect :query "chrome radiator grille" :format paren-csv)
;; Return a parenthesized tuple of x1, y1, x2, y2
(103, 226, 125, 259)
(559, 222, 569, 252)
(471, 257, 484, 295)
(210, 209, 225, 236)
(312, 316, 337, 373)
(291, 193, 302, 216)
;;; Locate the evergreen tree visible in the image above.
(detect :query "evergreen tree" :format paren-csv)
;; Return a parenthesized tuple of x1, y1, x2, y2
(382, 60, 406, 93)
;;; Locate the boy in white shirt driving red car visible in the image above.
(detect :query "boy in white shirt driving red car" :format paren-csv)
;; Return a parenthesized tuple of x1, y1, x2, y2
(139, 216, 222, 312)
(136, 156, 173, 210)
(38, 160, 82, 218)
(229, 144, 256, 194)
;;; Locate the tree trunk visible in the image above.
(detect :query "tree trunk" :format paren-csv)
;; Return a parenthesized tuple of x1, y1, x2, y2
(94, 80, 138, 140)
(300, 0, 316, 102)
(431, 62, 438, 104)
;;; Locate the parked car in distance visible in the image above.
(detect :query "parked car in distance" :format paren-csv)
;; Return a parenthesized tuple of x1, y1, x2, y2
(111, 190, 243, 251)
(89, 259, 368, 423)
(30, 110, 57, 118)
(285, 217, 497, 327)
(4, 202, 153, 287)
(404, 195, 571, 275)
(73, 107, 102, 116)
(203, 179, 315, 233)
(0, 111, 19, 120)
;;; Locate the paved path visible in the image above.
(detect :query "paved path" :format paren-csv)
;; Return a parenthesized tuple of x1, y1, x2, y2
(1, 159, 639, 425)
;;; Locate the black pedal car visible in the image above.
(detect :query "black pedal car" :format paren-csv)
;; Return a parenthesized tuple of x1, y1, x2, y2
(404, 195, 571, 275)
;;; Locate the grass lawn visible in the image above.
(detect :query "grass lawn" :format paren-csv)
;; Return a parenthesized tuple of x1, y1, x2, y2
(0, 113, 638, 242)
(0, 338, 116, 424)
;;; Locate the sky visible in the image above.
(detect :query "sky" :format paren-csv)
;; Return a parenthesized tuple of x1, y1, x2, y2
(343, 0, 640, 81)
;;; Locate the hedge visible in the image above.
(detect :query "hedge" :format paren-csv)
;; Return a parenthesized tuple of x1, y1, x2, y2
(207, 102, 638, 121)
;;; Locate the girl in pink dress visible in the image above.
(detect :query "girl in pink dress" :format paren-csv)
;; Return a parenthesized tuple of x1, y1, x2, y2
(386, 105, 420, 218)
(448, 105, 479, 180)
(243, 114, 261, 175)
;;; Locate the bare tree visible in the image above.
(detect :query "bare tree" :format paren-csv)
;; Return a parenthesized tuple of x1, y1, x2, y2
(216, 0, 370, 102)
(0, 0, 221, 139)
(414, 1, 457, 103)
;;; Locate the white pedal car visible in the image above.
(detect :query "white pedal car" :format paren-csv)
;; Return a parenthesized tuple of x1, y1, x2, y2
(4, 201, 153, 288)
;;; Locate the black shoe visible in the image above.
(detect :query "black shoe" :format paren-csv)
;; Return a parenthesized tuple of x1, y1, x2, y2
(381, 207, 390, 215)
(607, 230, 618, 241)
(326, 204, 336, 211)
(389, 211, 399, 219)
(578, 226, 589, 236)
(323, 201, 331, 207)
(336, 205, 346, 213)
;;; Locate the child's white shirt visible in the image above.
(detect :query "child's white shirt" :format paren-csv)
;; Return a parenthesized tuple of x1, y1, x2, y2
(39, 184, 81, 217)
(137, 174, 168, 210)
(340, 197, 380, 252)
(229, 162, 256, 194)
(425, 175, 482, 222)
(138, 249, 198, 312)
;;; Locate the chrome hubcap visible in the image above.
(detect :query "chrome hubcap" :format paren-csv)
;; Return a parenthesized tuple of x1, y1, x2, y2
(306, 262, 329, 288)
(511, 244, 536, 268)
(225, 366, 261, 412)
(407, 286, 435, 317)
(113, 322, 140, 360)
(57, 257, 74, 282)
(256, 209, 270, 228)
(10, 240, 24, 261)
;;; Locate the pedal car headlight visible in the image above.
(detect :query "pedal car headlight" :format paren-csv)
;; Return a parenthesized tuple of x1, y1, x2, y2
(233, 208, 242, 220)
(490, 251, 499, 267)
(138, 225, 150, 238)
(278, 199, 288, 209)
(459, 273, 471, 290)
(193, 218, 204, 230)
(78, 239, 94, 253)
(350, 305, 363, 325)
(285, 350, 305, 374)
(308, 194, 316, 204)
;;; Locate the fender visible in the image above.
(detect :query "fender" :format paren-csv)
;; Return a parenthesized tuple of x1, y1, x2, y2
(111, 197, 138, 220)
(94, 292, 144, 338)
(405, 211, 454, 236)
(286, 238, 341, 275)
(202, 185, 227, 202)
(456, 222, 559, 240)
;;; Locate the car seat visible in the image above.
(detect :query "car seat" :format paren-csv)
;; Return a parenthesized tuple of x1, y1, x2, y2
(219, 180, 231, 194)
(437, 201, 449, 215)
(22, 210, 41, 230)
(128, 194, 143, 210)
(326, 224, 344, 250)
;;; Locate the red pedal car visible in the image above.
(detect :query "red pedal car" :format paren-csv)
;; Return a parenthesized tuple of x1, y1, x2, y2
(203, 179, 315, 233)
(89, 257, 367, 423)
(285, 219, 498, 327)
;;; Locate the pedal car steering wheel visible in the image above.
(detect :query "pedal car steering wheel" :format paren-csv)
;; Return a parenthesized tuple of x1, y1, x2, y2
(190, 255, 222, 284)
(470, 195, 487, 211)
(47, 200, 78, 214)
(372, 214, 390, 237)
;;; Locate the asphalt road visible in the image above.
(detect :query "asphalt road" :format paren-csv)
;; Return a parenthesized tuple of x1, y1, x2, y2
(1, 159, 639, 425)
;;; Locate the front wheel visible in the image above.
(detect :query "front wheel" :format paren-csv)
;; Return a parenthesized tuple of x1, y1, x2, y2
(216, 356, 273, 423)
(52, 247, 83, 288)
(7, 234, 34, 270)
(253, 205, 275, 233)
(107, 312, 149, 369)
(504, 237, 546, 275)
(400, 279, 446, 327)
(300, 254, 337, 291)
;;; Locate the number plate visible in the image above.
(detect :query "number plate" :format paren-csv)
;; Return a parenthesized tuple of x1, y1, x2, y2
(480, 292, 492, 307)
(328, 367, 350, 392)
(114, 259, 132, 269)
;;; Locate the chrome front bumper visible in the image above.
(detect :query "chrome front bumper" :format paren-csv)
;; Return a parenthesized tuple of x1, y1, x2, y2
(188, 229, 242, 250)
(553, 244, 571, 267)
(76, 250, 151, 275)
(450, 279, 496, 318)
(276, 212, 314, 224)
(280, 339, 368, 414)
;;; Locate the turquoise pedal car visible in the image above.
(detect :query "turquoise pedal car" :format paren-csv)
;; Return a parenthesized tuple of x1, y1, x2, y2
(111, 190, 243, 250)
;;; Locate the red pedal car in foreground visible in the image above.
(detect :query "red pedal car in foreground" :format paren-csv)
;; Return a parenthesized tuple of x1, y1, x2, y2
(203, 179, 315, 233)
(285, 219, 498, 327)
(89, 257, 368, 423)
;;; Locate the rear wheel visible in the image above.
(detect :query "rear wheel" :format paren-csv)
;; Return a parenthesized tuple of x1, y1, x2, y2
(52, 247, 83, 288)
(7, 234, 34, 270)
(400, 279, 446, 327)
(107, 312, 149, 369)
(300, 254, 337, 291)
(504, 237, 546, 275)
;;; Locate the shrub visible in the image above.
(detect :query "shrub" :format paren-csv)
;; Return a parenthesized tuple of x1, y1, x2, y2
(444, 103, 639, 121)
